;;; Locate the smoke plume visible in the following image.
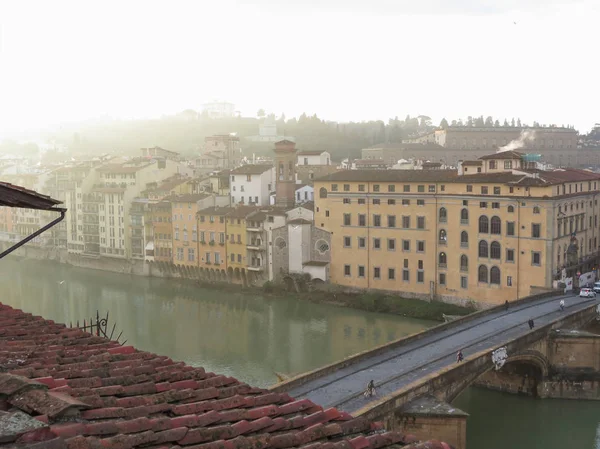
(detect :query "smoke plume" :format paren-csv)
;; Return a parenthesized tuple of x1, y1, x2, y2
(497, 130, 536, 153)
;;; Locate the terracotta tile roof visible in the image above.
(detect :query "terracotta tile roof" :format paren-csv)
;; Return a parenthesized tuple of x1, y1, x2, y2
(96, 163, 153, 173)
(478, 151, 523, 160)
(460, 161, 482, 166)
(0, 182, 63, 211)
(230, 165, 272, 175)
(197, 206, 234, 217)
(0, 303, 452, 449)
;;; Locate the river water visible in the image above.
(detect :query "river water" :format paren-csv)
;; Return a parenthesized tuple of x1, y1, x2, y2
(1, 258, 599, 449)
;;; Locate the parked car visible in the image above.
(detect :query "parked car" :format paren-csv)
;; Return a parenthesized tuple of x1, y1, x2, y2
(593, 282, 600, 293)
(579, 288, 596, 298)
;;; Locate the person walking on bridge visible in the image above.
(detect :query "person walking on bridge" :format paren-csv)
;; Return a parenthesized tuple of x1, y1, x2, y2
(505, 300, 509, 311)
(560, 299, 565, 311)
(456, 350, 464, 363)
(528, 319, 535, 330)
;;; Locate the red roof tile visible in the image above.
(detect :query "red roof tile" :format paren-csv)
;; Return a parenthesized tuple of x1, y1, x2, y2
(0, 303, 453, 449)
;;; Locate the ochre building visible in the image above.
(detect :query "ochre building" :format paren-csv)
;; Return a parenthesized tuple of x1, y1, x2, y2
(314, 151, 600, 306)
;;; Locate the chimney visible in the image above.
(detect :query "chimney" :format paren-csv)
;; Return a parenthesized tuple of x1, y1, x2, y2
(457, 160, 464, 176)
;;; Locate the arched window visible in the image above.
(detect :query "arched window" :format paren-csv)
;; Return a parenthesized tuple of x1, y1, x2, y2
(533, 206, 540, 214)
(490, 216, 501, 235)
(439, 252, 447, 267)
(508, 205, 514, 213)
(479, 216, 489, 233)
(439, 229, 447, 244)
(319, 187, 328, 198)
(439, 207, 447, 223)
(460, 231, 469, 248)
(490, 241, 501, 259)
(490, 266, 501, 284)
(478, 265, 488, 283)
(478, 240, 489, 258)
(460, 255, 468, 272)
(460, 208, 469, 224)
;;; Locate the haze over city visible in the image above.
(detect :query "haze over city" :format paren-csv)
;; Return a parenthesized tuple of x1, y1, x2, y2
(0, 0, 598, 138)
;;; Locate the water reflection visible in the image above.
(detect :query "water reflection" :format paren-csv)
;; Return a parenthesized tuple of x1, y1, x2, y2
(1, 258, 432, 387)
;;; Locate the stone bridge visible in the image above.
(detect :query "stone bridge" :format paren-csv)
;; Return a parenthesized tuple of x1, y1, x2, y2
(270, 293, 600, 449)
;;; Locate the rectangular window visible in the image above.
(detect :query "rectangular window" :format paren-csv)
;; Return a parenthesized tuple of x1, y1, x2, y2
(231, 253, 235, 262)
(358, 184, 365, 192)
(428, 185, 435, 193)
(343, 184, 350, 191)
(373, 185, 380, 192)
(205, 252, 211, 263)
(373, 199, 381, 205)
(418, 185, 425, 192)
(215, 253, 221, 264)
(463, 200, 468, 206)
(403, 269, 410, 281)
(374, 267, 381, 279)
(188, 248, 195, 262)
(402, 240, 410, 251)
(402, 216, 410, 229)
(481, 186, 489, 194)
(418, 260, 423, 269)
(358, 198, 365, 205)
(507, 276, 513, 287)
(388, 199, 396, 205)
(388, 238, 396, 251)
(439, 273, 446, 285)
(238, 254, 242, 263)
(480, 202, 487, 208)
(358, 265, 365, 277)
(509, 187, 514, 193)
(532, 252, 541, 266)
(403, 185, 410, 192)
(373, 238, 381, 250)
(358, 237, 366, 248)
(417, 216, 425, 229)
(325, 210, 330, 217)
(388, 268, 396, 280)
(494, 187, 501, 195)
(344, 236, 351, 248)
(532, 224, 541, 238)
(388, 215, 396, 228)
(344, 213, 351, 226)
(417, 199, 425, 206)
(402, 199, 410, 206)
(358, 214, 366, 226)
(331, 184, 338, 191)
(507, 222, 515, 236)
(417, 271, 424, 283)
(344, 265, 351, 276)
(492, 202, 500, 209)
(388, 185, 395, 192)
(373, 215, 381, 227)
(343, 198, 351, 204)
(504, 161, 512, 169)
(403, 259, 409, 268)
(467, 185, 473, 193)
(461, 276, 468, 289)
(417, 240, 425, 252)
(506, 249, 515, 262)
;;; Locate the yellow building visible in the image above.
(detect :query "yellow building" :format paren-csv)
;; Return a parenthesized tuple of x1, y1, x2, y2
(314, 151, 600, 307)
(196, 206, 231, 271)
(225, 206, 255, 273)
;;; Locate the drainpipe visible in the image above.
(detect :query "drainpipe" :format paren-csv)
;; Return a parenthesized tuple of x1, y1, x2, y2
(0, 209, 66, 260)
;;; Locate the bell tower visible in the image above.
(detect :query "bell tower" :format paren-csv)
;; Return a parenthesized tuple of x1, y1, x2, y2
(273, 140, 297, 208)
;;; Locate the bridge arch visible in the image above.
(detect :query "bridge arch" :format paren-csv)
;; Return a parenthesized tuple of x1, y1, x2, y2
(444, 349, 550, 402)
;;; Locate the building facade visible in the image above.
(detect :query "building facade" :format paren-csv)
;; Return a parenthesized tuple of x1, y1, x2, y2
(274, 140, 297, 208)
(229, 165, 274, 206)
(297, 151, 331, 166)
(314, 151, 600, 306)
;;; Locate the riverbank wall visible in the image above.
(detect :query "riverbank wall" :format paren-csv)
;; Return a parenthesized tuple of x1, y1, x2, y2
(1, 242, 477, 321)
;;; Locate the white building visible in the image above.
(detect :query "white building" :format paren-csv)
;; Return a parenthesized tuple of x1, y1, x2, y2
(297, 150, 331, 166)
(269, 184, 314, 206)
(201, 101, 235, 119)
(229, 165, 274, 206)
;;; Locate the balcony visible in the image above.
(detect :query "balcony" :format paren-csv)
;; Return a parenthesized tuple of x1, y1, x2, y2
(247, 264, 264, 272)
(247, 226, 263, 232)
(247, 241, 265, 251)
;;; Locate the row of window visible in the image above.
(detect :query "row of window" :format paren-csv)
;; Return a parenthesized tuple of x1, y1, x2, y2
(175, 248, 224, 264)
(342, 264, 513, 287)
(324, 183, 542, 196)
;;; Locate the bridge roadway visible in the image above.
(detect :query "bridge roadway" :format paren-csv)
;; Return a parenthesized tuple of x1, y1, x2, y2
(284, 294, 600, 415)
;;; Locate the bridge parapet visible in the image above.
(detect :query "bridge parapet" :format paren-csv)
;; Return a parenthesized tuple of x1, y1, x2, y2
(271, 291, 560, 394)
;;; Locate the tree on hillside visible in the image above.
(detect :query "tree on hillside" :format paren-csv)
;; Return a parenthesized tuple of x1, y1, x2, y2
(439, 118, 449, 129)
(466, 116, 473, 127)
(451, 119, 458, 126)
(511, 118, 516, 127)
(475, 116, 485, 127)
(503, 119, 509, 127)
(485, 116, 494, 126)
(457, 119, 464, 126)
(257, 109, 266, 118)
(517, 118, 522, 127)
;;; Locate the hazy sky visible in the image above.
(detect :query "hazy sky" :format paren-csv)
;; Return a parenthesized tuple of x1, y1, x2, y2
(0, 0, 597, 138)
